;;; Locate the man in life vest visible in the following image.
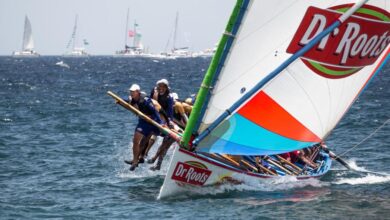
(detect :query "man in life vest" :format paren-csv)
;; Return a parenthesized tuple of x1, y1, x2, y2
(124, 84, 163, 171)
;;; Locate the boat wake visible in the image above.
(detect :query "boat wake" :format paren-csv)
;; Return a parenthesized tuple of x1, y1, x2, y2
(333, 174, 390, 185)
(233, 188, 331, 206)
(116, 137, 175, 179)
(162, 175, 329, 200)
(332, 160, 390, 185)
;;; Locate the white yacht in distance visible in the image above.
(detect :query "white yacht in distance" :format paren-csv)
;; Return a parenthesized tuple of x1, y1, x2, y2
(115, 8, 150, 57)
(159, 12, 193, 59)
(12, 16, 40, 57)
(64, 15, 89, 57)
(192, 46, 217, 58)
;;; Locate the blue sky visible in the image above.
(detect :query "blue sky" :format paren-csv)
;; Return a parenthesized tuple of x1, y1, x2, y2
(0, 0, 235, 55)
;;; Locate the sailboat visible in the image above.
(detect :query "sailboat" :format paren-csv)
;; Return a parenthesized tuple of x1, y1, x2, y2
(64, 15, 89, 57)
(12, 16, 40, 57)
(156, 0, 390, 198)
(160, 12, 193, 58)
(108, 0, 389, 198)
(115, 9, 149, 57)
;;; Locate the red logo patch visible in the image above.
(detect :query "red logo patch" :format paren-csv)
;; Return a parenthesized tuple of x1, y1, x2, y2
(171, 161, 212, 186)
(287, 4, 390, 78)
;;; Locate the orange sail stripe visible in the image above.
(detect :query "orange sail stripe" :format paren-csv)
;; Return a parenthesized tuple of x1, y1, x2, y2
(238, 91, 321, 142)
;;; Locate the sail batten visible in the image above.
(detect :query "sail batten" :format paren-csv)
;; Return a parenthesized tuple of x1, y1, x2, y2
(193, 0, 390, 156)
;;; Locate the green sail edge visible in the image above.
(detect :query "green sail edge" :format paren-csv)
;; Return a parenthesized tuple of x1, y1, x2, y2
(180, 0, 245, 148)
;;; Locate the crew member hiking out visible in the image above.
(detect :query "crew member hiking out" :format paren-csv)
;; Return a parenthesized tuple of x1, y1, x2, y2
(171, 92, 192, 128)
(124, 84, 163, 171)
(148, 79, 178, 171)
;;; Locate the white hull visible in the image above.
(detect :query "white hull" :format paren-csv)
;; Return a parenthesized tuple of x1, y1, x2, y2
(63, 48, 89, 57)
(12, 50, 40, 57)
(158, 147, 331, 199)
(113, 51, 155, 58)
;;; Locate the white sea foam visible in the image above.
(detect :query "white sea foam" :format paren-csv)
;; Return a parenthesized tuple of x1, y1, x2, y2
(164, 174, 329, 199)
(116, 137, 176, 179)
(333, 174, 390, 185)
(233, 188, 331, 206)
(332, 159, 390, 185)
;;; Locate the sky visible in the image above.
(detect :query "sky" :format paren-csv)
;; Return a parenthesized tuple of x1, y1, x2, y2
(0, 0, 235, 55)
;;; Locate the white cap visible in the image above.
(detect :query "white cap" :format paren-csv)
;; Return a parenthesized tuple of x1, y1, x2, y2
(171, 92, 179, 100)
(156, 79, 169, 87)
(128, 84, 141, 91)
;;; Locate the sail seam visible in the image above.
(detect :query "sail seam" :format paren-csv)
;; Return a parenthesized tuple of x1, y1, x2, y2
(285, 65, 325, 136)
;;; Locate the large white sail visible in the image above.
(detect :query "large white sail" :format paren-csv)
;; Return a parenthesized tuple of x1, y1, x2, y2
(22, 16, 34, 51)
(195, 0, 390, 155)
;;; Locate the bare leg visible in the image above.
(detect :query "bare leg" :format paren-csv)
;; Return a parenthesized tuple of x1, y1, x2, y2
(151, 137, 175, 171)
(149, 143, 163, 163)
(144, 135, 156, 157)
(139, 134, 153, 161)
(158, 138, 175, 161)
(130, 131, 144, 171)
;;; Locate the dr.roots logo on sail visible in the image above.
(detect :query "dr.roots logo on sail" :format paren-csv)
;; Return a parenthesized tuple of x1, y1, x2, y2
(287, 4, 390, 79)
(171, 161, 211, 186)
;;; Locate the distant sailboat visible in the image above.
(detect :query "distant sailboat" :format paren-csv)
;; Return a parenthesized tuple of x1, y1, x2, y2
(160, 12, 192, 58)
(13, 16, 40, 57)
(115, 9, 149, 57)
(193, 46, 217, 58)
(64, 15, 89, 57)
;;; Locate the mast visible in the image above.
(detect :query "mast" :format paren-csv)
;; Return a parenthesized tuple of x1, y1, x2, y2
(72, 15, 78, 50)
(173, 11, 179, 50)
(22, 15, 28, 51)
(21, 16, 27, 51)
(193, 0, 370, 146)
(133, 20, 137, 48)
(180, 0, 248, 147)
(124, 8, 130, 48)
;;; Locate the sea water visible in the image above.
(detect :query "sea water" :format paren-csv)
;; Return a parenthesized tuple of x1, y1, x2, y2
(0, 56, 389, 219)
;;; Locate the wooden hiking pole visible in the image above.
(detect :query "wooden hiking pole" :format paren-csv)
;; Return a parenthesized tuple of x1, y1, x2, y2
(264, 156, 295, 175)
(107, 91, 181, 143)
(220, 154, 242, 168)
(208, 154, 246, 170)
(266, 156, 300, 175)
(299, 146, 322, 174)
(239, 159, 260, 173)
(248, 159, 278, 176)
(276, 155, 303, 173)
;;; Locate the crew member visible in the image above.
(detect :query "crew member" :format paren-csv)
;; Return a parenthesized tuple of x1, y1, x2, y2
(125, 84, 163, 171)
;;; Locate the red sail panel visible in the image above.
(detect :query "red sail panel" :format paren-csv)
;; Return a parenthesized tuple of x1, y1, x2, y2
(238, 91, 321, 142)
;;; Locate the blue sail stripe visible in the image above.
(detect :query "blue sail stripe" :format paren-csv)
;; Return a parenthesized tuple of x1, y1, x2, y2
(197, 114, 316, 155)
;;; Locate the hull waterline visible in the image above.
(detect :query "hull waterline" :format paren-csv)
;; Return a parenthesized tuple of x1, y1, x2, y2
(158, 147, 332, 199)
